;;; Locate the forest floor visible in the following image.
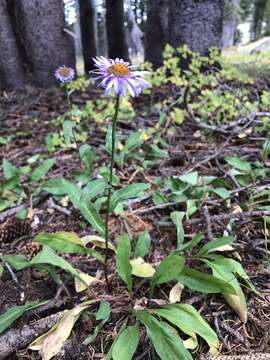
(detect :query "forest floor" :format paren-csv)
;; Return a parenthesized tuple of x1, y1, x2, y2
(0, 84, 270, 360)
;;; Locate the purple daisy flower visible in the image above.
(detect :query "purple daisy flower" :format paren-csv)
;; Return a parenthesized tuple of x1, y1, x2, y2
(91, 56, 149, 97)
(55, 65, 75, 83)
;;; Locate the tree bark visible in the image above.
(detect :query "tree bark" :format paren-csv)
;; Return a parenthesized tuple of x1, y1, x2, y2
(145, 0, 168, 69)
(168, 0, 223, 56)
(106, 0, 130, 61)
(126, 0, 144, 57)
(17, 0, 75, 87)
(222, 0, 241, 48)
(79, 0, 98, 72)
(0, 0, 25, 89)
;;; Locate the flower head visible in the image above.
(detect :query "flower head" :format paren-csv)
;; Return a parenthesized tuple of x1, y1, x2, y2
(55, 65, 75, 83)
(91, 57, 149, 97)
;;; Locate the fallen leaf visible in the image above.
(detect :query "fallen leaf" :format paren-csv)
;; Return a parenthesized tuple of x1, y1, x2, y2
(130, 257, 155, 278)
(169, 283, 183, 303)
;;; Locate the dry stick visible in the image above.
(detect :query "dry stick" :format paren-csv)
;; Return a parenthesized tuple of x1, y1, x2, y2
(0, 311, 63, 360)
(47, 197, 71, 216)
(185, 210, 270, 226)
(203, 205, 213, 240)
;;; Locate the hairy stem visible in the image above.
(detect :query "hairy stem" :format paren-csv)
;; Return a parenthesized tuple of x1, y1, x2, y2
(104, 95, 120, 291)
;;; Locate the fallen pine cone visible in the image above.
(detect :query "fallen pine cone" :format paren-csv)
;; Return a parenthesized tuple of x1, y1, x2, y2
(0, 218, 31, 243)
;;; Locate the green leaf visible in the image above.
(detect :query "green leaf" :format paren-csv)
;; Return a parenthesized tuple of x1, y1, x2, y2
(82, 179, 107, 202)
(152, 304, 219, 354)
(135, 311, 192, 360)
(179, 171, 198, 185)
(63, 120, 76, 143)
(30, 159, 55, 183)
(197, 236, 235, 256)
(35, 231, 104, 263)
(79, 144, 97, 172)
(116, 233, 132, 293)
(212, 187, 230, 199)
(112, 324, 140, 360)
(225, 156, 251, 172)
(43, 178, 67, 195)
(29, 245, 88, 283)
(150, 254, 185, 296)
(135, 230, 151, 258)
(178, 234, 203, 252)
(176, 267, 236, 294)
(0, 301, 47, 334)
(3, 159, 18, 180)
(203, 260, 247, 322)
(170, 211, 185, 249)
(104, 320, 128, 360)
(64, 180, 105, 236)
(110, 183, 149, 212)
(96, 301, 111, 321)
(4, 254, 30, 270)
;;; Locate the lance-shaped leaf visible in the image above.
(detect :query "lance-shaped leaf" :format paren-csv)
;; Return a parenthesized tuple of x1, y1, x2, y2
(170, 211, 185, 249)
(130, 257, 155, 278)
(109, 183, 149, 212)
(112, 323, 140, 360)
(135, 310, 192, 360)
(150, 254, 185, 296)
(63, 179, 105, 236)
(0, 301, 47, 334)
(197, 236, 235, 256)
(116, 233, 132, 293)
(203, 259, 248, 323)
(151, 304, 219, 355)
(30, 159, 55, 183)
(29, 301, 95, 360)
(36, 231, 104, 263)
(135, 230, 151, 258)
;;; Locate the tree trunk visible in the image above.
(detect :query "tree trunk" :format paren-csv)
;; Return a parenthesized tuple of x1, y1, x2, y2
(17, 0, 75, 87)
(168, 0, 223, 56)
(145, 0, 168, 69)
(79, 0, 98, 72)
(106, 0, 130, 61)
(222, 0, 241, 48)
(126, 0, 144, 57)
(0, 0, 25, 89)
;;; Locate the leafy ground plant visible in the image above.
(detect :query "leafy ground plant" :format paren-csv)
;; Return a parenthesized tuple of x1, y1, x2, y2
(0, 49, 269, 360)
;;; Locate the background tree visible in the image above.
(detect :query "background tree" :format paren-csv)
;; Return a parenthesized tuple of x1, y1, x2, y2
(168, 0, 224, 55)
(17, 0, 75, 87)
(0, 0, 25, 89)
(145, 0, 168, 69)
(106, 0, 130, 61)
(79, 0, 98, 72)
(126, 0, 144, 56)
(222, 0, 241, 48)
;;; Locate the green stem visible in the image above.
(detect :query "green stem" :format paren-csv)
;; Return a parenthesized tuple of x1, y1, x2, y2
(104, 95, 120, 292)
(65, 84, 80, 160)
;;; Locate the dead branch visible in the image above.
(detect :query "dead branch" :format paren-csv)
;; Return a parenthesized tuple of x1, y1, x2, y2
(0, 311, 63, 359)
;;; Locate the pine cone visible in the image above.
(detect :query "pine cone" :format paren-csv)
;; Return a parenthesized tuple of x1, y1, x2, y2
(0, 219, 31, 243)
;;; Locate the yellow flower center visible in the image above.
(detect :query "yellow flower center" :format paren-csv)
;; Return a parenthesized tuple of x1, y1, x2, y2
(59, 66, 71, 77)
(108, 63, 130, 77)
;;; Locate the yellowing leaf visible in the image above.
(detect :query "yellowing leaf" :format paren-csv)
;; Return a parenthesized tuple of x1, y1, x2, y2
(81, 235, 116, 252)
(74, 270, 98, 292)
(29, 301, 95, 360)
(169, 283, 183, 303)
(183, 334, 198, 350)
(130, 257, 155, 278)
(140, 131, 150, 142)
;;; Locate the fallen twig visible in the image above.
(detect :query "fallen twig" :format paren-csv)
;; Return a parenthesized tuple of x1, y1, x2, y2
(0, 311, 63, 359)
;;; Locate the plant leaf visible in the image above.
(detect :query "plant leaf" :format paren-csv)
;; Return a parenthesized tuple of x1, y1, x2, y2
(130, 257, 155, 278)
(81, 235, 116, 252)
(0, 301, 47, 334)
(112, 324, 140, 360)
(30, 159, 55, 183)
(135, 310, 192, 360)
(135, 230, 151, 258)
(177, 267, 236, 294)
(29, 301, 95, 360)
(152, 304, 219, 354)
(63, 179, 105, 236)
(110, 183, 149, 212)
(36, 232, 104, 263)
(197, 236, 235, 256)
(116, 233, 132, 293)
(150, 254, 185, 296)
(170, 211, 185, 249)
